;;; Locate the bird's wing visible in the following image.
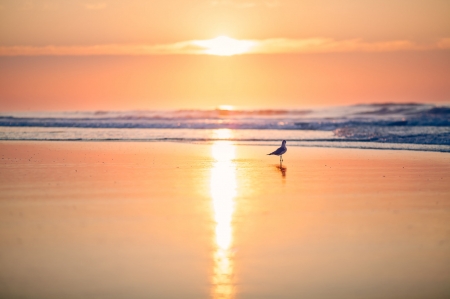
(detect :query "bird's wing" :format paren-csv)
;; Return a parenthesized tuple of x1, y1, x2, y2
(268, 147, 284, 155)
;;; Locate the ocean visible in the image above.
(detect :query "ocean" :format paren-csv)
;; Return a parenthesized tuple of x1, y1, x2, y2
(1, 103, 449, 152)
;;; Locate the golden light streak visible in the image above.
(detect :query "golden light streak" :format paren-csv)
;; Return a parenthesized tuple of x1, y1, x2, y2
(210, 134, 237, 299)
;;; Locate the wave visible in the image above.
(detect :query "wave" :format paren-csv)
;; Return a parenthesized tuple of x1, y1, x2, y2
(1, 103, 449, 150)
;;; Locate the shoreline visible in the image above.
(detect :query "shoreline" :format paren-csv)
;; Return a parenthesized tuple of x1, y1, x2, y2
(1, 139, 449, 153)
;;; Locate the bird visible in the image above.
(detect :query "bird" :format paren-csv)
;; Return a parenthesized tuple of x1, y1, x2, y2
(268, 140, 287, 164)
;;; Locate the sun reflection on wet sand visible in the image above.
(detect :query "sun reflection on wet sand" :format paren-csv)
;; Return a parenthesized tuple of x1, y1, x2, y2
(210, 132, 237, 299)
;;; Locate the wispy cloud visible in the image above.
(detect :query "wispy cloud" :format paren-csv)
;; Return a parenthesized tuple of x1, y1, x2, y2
(83, 2, 107, 10)
(0, 42, 204, 56)
(251, 38, 425, 54)
(1, 37, 449, 56)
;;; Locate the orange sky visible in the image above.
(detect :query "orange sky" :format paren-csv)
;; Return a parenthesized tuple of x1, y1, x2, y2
(0, 0, 449, 110)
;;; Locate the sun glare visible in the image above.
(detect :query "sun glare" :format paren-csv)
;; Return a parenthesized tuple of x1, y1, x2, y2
(210, 137, 237, 298)
(214, 129, 233, 141)
(194, 36, 256, 56)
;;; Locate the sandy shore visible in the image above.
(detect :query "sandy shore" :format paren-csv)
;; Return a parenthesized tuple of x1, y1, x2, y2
(0, 141, 449, 299)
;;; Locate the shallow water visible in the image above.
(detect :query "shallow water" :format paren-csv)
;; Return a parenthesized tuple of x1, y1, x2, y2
(0, 141, 449, 298)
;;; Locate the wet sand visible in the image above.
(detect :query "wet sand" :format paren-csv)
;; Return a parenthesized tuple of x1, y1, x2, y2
(0, 141, 449, 299)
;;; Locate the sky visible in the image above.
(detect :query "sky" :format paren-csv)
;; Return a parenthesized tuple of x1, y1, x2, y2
(0, 0, 449, 110)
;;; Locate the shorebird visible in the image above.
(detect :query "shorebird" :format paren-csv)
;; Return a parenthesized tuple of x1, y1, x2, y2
(268, 140, 287, 164)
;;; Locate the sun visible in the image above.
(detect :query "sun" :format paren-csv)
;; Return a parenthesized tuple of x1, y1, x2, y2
(193, 36, 256, 56)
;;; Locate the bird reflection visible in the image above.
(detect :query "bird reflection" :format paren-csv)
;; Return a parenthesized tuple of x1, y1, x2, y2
(210, 140, 236, 299)
(275, 164, 287, 178)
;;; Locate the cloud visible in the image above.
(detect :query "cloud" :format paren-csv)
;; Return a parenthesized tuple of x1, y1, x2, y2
(1, 37, 449, 56)
(0, 42, 205, 56)
(83, 2, 107, 10)
(250, 38, 425, 54)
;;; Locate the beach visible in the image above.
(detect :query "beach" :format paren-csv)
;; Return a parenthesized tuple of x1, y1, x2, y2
(0, 141, 449, 299)
(2, 0, 450, 298)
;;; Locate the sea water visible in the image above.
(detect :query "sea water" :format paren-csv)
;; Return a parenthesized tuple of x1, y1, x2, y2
(1, 103, 449, 152)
